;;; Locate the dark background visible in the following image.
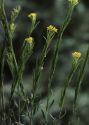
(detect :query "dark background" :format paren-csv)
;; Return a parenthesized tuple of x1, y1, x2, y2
(0, 0, 89, 125)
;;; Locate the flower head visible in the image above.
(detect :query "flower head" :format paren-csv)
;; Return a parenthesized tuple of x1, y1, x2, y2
(25, 37, 33, 44)
(68, 0, 79, 6)
(47, 25, 58, 33)
(28, 13, 37, 23)
(72, 51, 81, 59)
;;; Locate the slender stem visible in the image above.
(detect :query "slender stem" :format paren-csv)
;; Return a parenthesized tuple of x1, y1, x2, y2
(59, 62, 79, 112)
(48, 5, 74, 88)
(0, 45, 5, 124)
(1, 0, 18, 76)
(45, 4, 74, 119)
(74, 45, 89, 108)
(26, 103, 33, 125)
(10, 42, 34, 100)
(33, 42, 48, 93)
(1, 1, 25, 101)
(10, 62, 24, 100)
(1, 0, 12, 47)
(0, 1, 5, 124)
(18, 85, 21, 123)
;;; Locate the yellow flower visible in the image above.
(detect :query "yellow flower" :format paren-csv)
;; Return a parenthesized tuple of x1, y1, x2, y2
(28, 13, 37, 22)
(47, 25, 58, 33)
(72, 51, 81, 59)
(68, 0, 79, 6)
(25, 37, 33, 44)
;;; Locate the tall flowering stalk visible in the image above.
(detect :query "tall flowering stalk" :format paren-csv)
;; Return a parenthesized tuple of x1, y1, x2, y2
(10, 37, 34, 100)
(0, 0, 21, 103)
(59, 52, 81, 112)
(29, 25, 58, 125)
(47, 0, 79, 110)
(42, 0, 77, 120)
(0, 0, 18, 77)
(10, 13, 37, 100)
(33, 25, 58, 95)
(74, 45, 89, 109)
(10, 12, 37, 124)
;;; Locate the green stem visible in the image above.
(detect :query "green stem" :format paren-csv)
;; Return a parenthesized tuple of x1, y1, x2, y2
(1, 0, 18, 76)
(43, 4, 75, 123)
(0, 45, 5, 124)
(18, 85, 21, 123)
(1, 1, 26, 101)
(10, 63, 24, 100)
(48, 4, 74, 88)
(1, 0, 12, 47)
(33, 42, 48, 93)
(10, 42, 34, 100)
(74, 45, 89, 108)
(59, 62, 79, 111)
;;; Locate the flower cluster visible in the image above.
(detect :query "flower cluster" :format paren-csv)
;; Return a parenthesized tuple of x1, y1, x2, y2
(47, 25, 58, 33)
(72, 51, 81, 59)
(25, 37, 33, 44)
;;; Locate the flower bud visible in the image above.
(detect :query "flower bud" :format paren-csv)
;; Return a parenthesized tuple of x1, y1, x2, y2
(28, 13, 37, 24)
(68, 0, 79, 6)
(25, 37, 33, 44)
(72, 52, 81, 59)
(47, 25, 58, 33)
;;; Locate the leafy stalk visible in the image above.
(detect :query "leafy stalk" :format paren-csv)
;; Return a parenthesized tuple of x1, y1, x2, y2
(0, 0, 18, 78)
(10, 13, 37, 100)
(30, 28, 57, 125)
(10, 41, 34, 100)
(41, 3, 76, 124)
(33, 42, 48, 93)
(45, 4, 75, 120)
(32, 28, 57, 102)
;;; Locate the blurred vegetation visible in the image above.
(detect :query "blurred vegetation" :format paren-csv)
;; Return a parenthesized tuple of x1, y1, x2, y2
(0, 0, 89, 125)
